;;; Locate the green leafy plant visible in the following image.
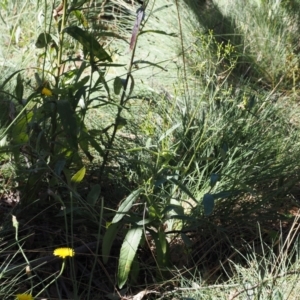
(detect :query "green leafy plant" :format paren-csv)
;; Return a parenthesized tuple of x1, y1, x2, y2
(0, 0, 124, 204)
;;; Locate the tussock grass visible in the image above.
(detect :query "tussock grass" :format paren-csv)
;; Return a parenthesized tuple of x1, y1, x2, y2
(170, 216, 300, 300)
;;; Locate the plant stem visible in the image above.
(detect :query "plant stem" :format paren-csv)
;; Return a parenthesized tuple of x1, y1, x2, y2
(35, 260, 66, 297)
(56, 0, 68, 81)
(99, 4, 147, 179)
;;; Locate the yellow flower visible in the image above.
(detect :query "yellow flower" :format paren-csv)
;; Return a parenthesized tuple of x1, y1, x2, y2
(16, 294, 34, 300)
(41, 87, 52, 96)
(53, 247, 75, 259)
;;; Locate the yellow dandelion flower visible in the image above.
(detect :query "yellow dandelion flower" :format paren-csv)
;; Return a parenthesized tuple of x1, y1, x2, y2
(41, 87, 52, 96)
(16, 294, 34, 300)
(53, 247, 75, 259)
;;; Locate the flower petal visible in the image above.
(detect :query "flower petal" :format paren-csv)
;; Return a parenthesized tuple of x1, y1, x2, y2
(53, 247, 75, 258)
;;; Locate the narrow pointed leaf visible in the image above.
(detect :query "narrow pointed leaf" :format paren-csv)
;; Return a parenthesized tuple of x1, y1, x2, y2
(72, 10, 88, 28)
(87, 184, 101, 206)
(114, 76, 123, 95)
(57, 100, 78, 149)
(140, 30, 177, 37)
(112, 188, 143, 224)
(35, 32, 53, 48)
(118, 227, 143, 288)
(71, 166, 86, 183)
(181, 233, 193, 247)
(130, 254, 140, 284)
(11, 111, 33, 144)
(133, 60, 167, 71)
(151, 231, 169, 266)
(0, 70, 23, 90)
(54, 159, 66, 176)
(128, 74, 135, 97)
(64, 26, 112, 62)
(203, 193, 214, 216)
(158, 123, 180, 142)
(210, 173, 220, 188)
(15, 74, 24, 104)
(102, 223, 119, 264)
(167, 178, 197, 203)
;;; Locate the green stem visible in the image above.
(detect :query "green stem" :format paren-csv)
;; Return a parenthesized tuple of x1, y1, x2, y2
(13, 216, 34, 293)
(52, 0, 68, 157)
(56, 0, 68, 81)
(35, 259, 66, 298)
(99, 2, 149, 179)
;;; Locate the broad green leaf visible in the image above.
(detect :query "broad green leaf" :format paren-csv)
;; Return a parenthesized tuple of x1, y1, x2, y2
(167, 178, 197, 203)
(210, 173, 220, 188)
(129, 254, 140, 284)
(34, 72, 43, 87)
(0, 69, 23, 90)
(128, 74, 135, 97)
(98, 72, 110, 96)
(35, 32, 53, 48)
(74, 88, 88, 109)
(71, 75, 90, 92)
(112, 188, 143, 224)
(87, 184, 101, 206)
(113, 76, 123, 95)
(151, 230, 169, 267)
(181, 233, 193, 247)
(62, 168, 72, 187)
(71, 166, 86, 183)
(158, 231, 167, 256)
(54, 159, 66, 176)
(57, 100, 78, 149)
(115, 116, 127, 130)
(63, 26, 112, 62)
(86, 134, 105, 156)
(135, 218, 151, 226)
(11, 111, 33, 144)
(203, 193, 214, 216)
(79, 127, 94, 161)
(15, 74, 23, 104)
(102, 223, 119, 264)
(163, 203, 184, 218)
(72, 10, 88, 28)
(0, 135, 7, 147)
(118, 227, 143, 288)
(81, 129, 104, 156)
(247, 95, 256, 110)
(220, 147, 227, 161)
